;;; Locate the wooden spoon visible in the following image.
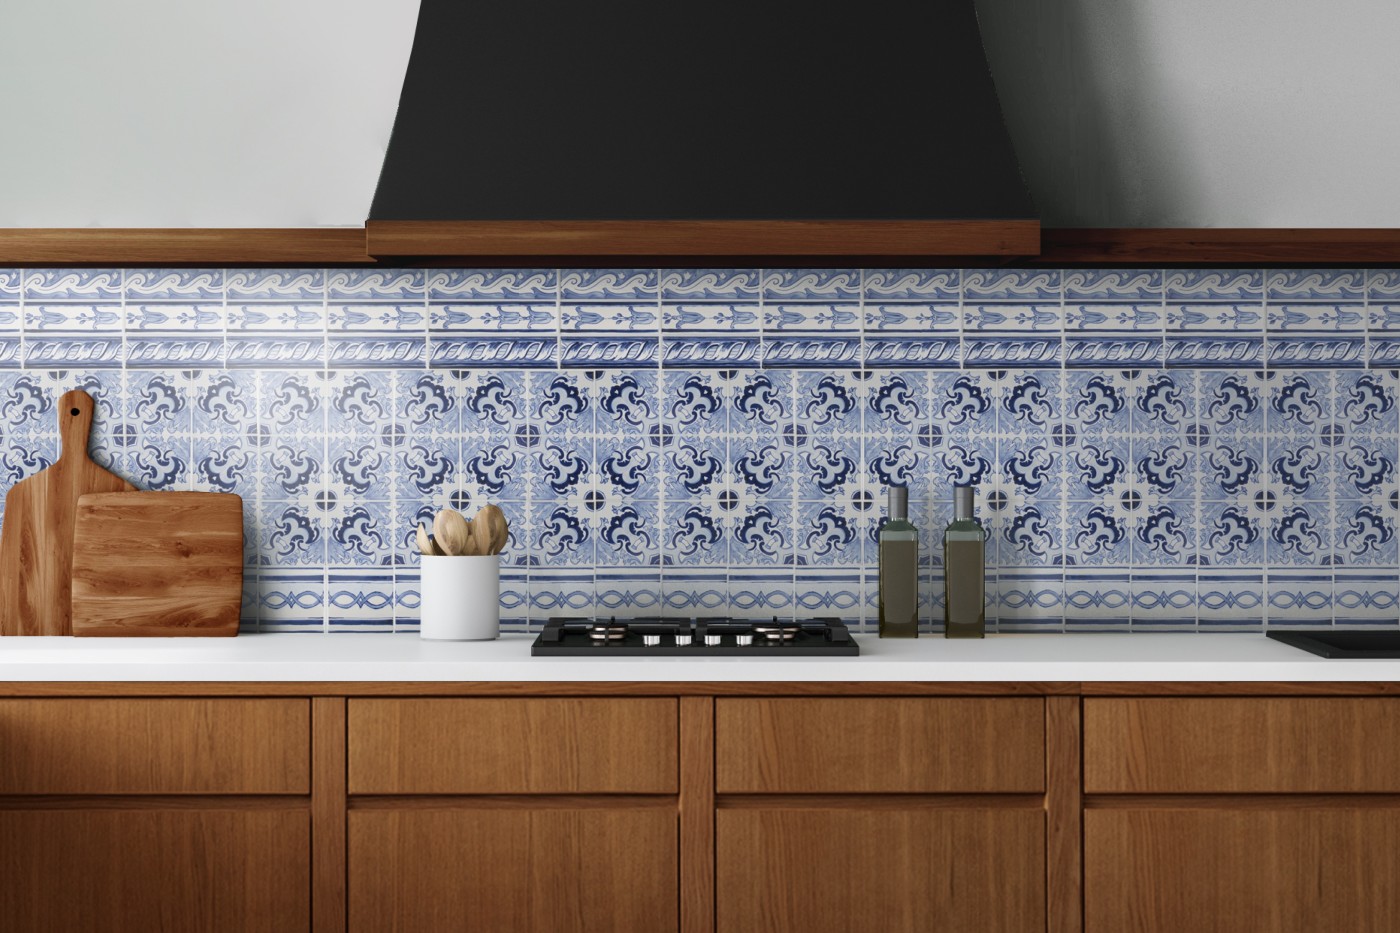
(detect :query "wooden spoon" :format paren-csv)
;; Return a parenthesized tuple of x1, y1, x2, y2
(478, 504, 509, 555)
(415, 523, 434, 556)
(433, 509, 472, 556)
(471, 512, 495, 557)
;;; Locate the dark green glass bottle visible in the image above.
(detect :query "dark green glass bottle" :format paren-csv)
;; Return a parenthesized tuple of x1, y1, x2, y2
(943, 485, 985, 638)
(878, 485, 919, 638)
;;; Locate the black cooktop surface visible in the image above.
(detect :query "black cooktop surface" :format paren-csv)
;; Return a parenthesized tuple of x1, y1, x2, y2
(531, 617, 860, 657)
(1267, 630, 1400, 659)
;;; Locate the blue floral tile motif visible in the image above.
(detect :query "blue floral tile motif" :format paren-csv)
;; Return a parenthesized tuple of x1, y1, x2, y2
(24, 269, 123, 301)
(1332, 569, 1400, 627)
(763, 269, 860, 301)
(561, 269, 658, 301)
(327, 569, 395, 631)
(964, 270, 1061, 302)
(1267, 270, 1366, 302)
(1064, 269, 1162, 301)
(1266, 570, 1333, 626)
(327, 269, 424, 301)
(660, 269, 761, 301)
(1130, 570, 1196, 629)
(864, 269, 960, 301)
(429, 269, 557, 301)
(227, 269, 323, 301)
(1197, 570, 1264, 629)
(2, 265, 1398, 633)
(1064, 569, 1130, 630)
(126, 269, 225, 301)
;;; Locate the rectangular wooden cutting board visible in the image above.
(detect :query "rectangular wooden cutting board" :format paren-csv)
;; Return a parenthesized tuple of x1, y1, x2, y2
(71, 492, 244, 637)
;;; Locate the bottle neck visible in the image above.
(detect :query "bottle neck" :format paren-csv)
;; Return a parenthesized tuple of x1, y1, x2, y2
(888, 487, 908, 521)
(953, 488, 974, 522)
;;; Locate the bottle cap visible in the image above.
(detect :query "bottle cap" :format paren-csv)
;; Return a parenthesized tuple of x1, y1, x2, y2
(887, 485, 908, 520)
(953, 485, 974, 521)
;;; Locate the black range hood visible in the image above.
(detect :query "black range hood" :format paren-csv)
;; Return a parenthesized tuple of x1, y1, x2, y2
(367, 0, 1038, 258)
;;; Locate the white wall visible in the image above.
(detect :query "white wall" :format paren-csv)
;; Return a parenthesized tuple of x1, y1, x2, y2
(976, 0, 1400, 227)
(0, 0, 419, 227)
(1, 0, 1397, 228)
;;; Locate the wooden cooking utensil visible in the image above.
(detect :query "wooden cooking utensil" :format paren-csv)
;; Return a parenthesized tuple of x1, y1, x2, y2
(416, 523, 434, 556)
(470, 513, 494, 558)
(0, 389, 136, 636)
(478, 504, 509, 555)
(433, 509, 472, 557)
(71, 491, 243, 637)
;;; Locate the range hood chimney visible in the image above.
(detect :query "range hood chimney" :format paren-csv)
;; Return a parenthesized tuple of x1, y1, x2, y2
(367, 0, 1037, 258)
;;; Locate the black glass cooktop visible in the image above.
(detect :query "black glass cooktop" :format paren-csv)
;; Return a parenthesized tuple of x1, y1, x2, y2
(1267, 630, 1400, 659)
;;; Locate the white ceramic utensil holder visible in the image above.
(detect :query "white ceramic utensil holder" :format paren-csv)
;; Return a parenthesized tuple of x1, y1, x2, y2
(420, 554, 499, 641)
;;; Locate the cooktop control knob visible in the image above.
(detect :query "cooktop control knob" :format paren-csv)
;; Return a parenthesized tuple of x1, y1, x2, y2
(735, 634, 754, 646)
(675, 634, 692, 646)
(642, 634, 660, 646)
(704, 634, 723, 647)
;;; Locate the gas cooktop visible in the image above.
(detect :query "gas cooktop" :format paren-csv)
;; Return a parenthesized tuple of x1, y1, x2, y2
(531, 617, 860, 657)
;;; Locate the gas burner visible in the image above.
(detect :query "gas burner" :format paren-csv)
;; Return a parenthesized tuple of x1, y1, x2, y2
(534, 616, 858, 657)
(753, 621, 802, 641)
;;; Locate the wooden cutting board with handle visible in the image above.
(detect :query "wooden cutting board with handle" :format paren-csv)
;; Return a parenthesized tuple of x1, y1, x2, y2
(71, 491, 244, 637)
(0, 389, 136, 636)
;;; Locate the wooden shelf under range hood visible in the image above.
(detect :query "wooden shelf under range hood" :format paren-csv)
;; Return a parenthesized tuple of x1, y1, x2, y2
(363, 219, 1041, 258)
(4, 225, 1400, 266)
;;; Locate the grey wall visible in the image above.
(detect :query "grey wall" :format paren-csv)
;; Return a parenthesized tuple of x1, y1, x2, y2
(975, 0, 1400, 227)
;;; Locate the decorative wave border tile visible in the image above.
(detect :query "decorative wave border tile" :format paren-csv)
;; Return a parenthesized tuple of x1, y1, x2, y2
(0, 267, 1397, 634)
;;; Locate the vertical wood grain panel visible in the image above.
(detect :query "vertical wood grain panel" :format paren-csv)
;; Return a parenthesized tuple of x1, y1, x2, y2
(680, 697, 714, 933)
(1046, 696, 1082, 933)
(1084, 698, 1400, 793)
(716, 697, 1044, 793)
(1085, 808, 1400, 932)
(312, 698, 346, 933)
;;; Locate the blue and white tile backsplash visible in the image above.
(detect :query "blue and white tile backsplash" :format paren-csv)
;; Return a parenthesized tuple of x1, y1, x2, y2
(1, 266, 1398, 633)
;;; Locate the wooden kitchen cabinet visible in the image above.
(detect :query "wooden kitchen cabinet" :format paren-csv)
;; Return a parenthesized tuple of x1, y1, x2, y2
(0, 806, 310, 932)
(348, 697, 677, 794)
(716, 697, 1044, 793)
(1083, 696, 1400, 933)
(0, 697, 313, 933)
(0, 697, 310, 794)
(6, 682, 1400, 933)
(715, 697, 1049, 933)
(717, 806, 1045, 933)
(1085, 807, 1400, 932)
(348, 806, 678, 933)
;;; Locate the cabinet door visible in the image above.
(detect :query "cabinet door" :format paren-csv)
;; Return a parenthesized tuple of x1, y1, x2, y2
(717, 807, 1044, 933)
(1085, 808, 1400, 932)
(0, 808, 310, 932)
(349, 806, 677, 933)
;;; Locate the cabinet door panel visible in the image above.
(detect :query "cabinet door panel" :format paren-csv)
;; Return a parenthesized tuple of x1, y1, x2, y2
(349, 807, 677, 933)
(1084, 698, 1400, 793)
(716, 698, 1044, 793)
(717, 807, 1044, 933)
(1085, 808, 1400, 932)
(0, 808, 309, 932)
(349, 698, 677, 794)
(0, 698, 310, 794)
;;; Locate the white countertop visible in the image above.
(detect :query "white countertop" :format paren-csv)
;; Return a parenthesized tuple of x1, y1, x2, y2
(0, 632, 1395, 682)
